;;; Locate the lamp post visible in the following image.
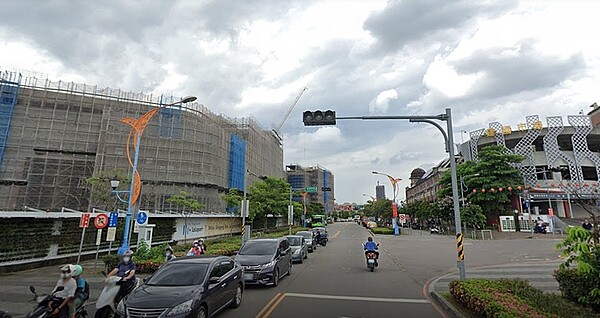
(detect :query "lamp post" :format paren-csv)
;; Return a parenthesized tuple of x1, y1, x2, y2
(242, 170, 268, 243)
(460, 174, 480, 207)
(372, 171, 402, 235)
(116, 96, 197, 255)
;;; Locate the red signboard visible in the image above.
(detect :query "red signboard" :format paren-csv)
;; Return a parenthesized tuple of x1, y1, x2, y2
(94, 213, 109, 229)
(79, 213, 91, 228)
(392, 203, 398, 218)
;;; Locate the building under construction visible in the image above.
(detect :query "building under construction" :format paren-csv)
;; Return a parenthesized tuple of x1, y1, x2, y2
(0, 70, 284, 213)
(286, 164, 335, 214)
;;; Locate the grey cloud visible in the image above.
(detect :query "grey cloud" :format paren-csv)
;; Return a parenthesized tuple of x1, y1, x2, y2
(371, 157, 382, 165)
(364, 0, 517, 53)
(389, 152, 425, 165)
(451, 42, 586, 99)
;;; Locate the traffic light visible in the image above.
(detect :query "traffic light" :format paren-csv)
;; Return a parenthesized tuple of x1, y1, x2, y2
(303, 110, 336, 126)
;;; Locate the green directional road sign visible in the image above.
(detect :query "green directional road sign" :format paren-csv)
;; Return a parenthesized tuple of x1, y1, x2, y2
(305, 186, 318, 193)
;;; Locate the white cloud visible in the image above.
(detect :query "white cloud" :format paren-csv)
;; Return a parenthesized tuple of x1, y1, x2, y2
(369, 89, 399, 114)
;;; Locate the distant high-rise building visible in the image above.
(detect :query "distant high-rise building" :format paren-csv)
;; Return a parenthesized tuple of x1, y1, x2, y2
(286, 164, 335, 214)
(375, 183, 386, 200)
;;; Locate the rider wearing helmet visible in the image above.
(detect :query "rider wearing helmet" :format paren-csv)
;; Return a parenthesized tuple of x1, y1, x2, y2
(68, 265, 89, 318)
(363, 237, 379, 266)
(49, 264, 77, 318)
(165, 246, 176, 262)
(108, 250, 137, 302)
(188, 241, 202, 256)
(198, 239, 207, 255)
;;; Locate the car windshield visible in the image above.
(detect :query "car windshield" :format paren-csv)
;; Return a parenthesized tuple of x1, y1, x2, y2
(298, 232, 312, 239)
(239, 241, 277, 255)
(287, 237, 302, 246)
(146, 263, 208, 286)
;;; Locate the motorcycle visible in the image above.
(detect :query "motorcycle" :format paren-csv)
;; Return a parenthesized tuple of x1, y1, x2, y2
(363, 243, 379, 272)
(315, 236, 328, 246)
(26, 285, 87, 318)
(95, 271, 138, 318)
(430, 225, 445, 235)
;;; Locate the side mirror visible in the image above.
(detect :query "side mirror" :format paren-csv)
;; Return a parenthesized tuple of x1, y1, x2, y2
(208, 277, 220, 285)
(55, 286, 65, 292)
(29, 286, 36, 294)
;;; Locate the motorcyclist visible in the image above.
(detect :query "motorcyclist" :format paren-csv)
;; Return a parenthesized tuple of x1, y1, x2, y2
(49, 264, 77, 318)
(314, 230, 322, 244)
(165, 246, 176, 262)
(188, 241, 202, 256)
(68, 265, 89, 318)
(198, 239, 207, 255)
(363, 237, 379, 267)
(107, 250, 136, 302)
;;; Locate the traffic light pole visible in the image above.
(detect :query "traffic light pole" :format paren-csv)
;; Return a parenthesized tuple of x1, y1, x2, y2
(304, 108, 466, 280)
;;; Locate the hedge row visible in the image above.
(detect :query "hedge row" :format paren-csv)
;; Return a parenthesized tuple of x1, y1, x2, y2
(449, 279, 597, 318)
(370, 227, 394, 235)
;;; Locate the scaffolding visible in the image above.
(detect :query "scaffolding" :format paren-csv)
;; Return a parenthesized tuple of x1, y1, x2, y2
(0, 70, 284, 213)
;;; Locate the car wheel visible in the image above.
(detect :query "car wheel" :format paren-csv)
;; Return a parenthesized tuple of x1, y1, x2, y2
(271, 268, 279, 287)
(286, 260, 292, 276)
(230, 284, 243, 308)
(197, 305, 207, 318)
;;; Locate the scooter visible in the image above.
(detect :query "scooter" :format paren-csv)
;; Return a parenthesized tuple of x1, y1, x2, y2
(95, 271, 138, 318)
(26, 286, 87, 318)
(363, 243, 380, 272)
(430, 225, 445, 235)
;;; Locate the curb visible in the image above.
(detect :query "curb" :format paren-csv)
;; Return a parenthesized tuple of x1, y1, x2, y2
(427, 274, 466, 318)
(429, 290, 466, 318)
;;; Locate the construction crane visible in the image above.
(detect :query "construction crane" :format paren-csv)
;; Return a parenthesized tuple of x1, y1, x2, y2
(272, 87, 308, 141)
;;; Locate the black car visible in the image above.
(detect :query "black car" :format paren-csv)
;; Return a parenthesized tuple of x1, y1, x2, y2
(116, 256, 243, 318)
(234, 238, 292, 287)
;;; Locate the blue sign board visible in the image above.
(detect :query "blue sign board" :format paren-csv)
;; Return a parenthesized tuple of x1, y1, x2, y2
(136, 211, 148, 224)
(108, 212, 118, 227)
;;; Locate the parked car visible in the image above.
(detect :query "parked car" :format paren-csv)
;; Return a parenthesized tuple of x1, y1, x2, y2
(234, 238, 292, 287)
(296, 230, 316, 252)
(285, 235, 308, 263)
(116, 256, 243, 318)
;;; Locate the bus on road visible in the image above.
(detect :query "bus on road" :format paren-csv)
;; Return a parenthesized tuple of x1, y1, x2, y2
(310, 214, 326, 227)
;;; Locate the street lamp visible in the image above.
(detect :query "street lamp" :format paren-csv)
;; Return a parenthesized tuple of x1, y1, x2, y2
(362, 193, 376, 202)
(116, 95, 197, 255)
(460, 173, 480, 207)
(372, 171, 402, 235)
(241, 170, 268, 244)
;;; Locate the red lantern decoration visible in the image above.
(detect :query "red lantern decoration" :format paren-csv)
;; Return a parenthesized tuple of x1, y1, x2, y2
(481, 189, 486, 193)
(498, 187, 503, 192)
(472, 189, 477, 193)
(584, 183, 589, 187)
(508, 186, 513, 191)
(517, 185, 522, 191)
(490, 188, 496, 193)
(575, 183, 580, 187)
(593, 183, 598, 187)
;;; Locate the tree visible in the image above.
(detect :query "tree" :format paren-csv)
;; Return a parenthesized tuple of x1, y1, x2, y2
(84, 169, 131, 211)
(247, 177, 291, 227)
(307, 202, 325, 218)
(166, 191, 204, 213)
(222, 188, 242, 214)
(439, 145, 524, 221)
(461, 204, 486, 229)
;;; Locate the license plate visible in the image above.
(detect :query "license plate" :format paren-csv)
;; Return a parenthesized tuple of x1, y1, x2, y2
(244, 273, 254, 281)
(367, 259, 375, 264)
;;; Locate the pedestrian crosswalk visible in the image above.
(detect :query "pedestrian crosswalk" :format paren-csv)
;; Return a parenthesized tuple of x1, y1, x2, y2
(433, 261, 562, 294)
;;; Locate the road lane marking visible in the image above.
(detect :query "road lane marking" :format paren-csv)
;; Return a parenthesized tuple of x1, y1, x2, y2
(283, 292, 430, 304)
(262, 293, 286, 318)
(256, 292, 283, 318)
(331, 230, 341, 239)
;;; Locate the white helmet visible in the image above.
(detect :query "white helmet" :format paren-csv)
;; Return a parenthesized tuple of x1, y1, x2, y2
(60, 264, 75, 277)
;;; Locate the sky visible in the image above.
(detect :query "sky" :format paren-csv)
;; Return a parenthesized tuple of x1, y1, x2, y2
(1, 0, 599, 204)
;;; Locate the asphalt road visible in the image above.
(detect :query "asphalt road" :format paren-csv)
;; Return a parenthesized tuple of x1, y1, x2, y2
(219, 222, 440, 318)
(1, 222, 563, 318)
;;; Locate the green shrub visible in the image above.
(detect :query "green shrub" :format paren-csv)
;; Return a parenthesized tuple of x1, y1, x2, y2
(556, 226, 600, 310)
(100, 254, 120, 271)
(450, 279, 597, 318)
(500, 279, 597, 317)
(554, 268, 600, 312)
(371, 227, 394, 235)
